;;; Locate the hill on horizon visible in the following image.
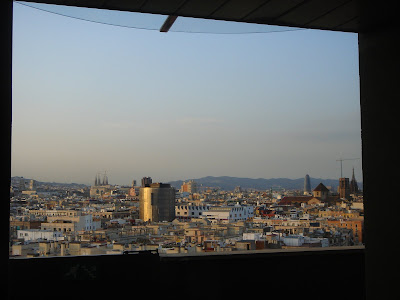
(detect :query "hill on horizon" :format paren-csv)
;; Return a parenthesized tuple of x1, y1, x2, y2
(168, 176, 362, 191)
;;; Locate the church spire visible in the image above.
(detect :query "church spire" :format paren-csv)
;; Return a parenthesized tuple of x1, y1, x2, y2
(103, 171, 108, 185)
(350, 167, 359, 195)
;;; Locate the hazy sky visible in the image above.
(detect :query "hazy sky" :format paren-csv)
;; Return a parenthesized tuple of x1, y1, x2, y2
(11, 3, 361, 185)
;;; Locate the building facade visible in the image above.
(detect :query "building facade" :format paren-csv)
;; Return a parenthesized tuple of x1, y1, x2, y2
(17, 229, 63, 242)
(202, 205, 254, 224)
(29, 210, 80, 218)
(175, 204, 210, 220)
(141, 177, 152, 187)
(339, 178, 350, 199)
(90, 173, 112, 198)
(139, 183, 175, 222)
(313, 183, 329, 200)
(41, 214, 99, 232)
(181, 180, 198, 194)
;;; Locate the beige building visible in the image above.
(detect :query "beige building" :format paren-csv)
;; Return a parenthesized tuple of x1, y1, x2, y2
(91, 210, 130, 219)
(181, 180, 198, 193)
(41, 214, 99, 232)
(318, 210, 360, 219)
(17, 229, 64, 242)
(29, 209, 80, 218)
(313, 183, 329, 200)
(90, 173, 112, 198)
(41, 220, 75, 233)
(90, 185, 113, 198)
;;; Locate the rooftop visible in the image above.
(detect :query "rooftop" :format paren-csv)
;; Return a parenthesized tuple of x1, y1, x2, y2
(313, 183, 329, 192)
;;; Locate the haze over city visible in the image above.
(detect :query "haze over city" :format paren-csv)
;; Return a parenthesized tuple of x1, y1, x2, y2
(11, 3, 361, 186)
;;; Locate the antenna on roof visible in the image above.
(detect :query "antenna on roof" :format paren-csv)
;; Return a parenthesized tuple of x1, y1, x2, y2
(336, 158, 359, 178)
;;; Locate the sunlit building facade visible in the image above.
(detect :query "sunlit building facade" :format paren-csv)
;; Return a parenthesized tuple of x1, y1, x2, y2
(139, 183, 175, 222)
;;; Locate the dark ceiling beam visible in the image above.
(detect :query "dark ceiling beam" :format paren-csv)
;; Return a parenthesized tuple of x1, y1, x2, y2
(160, 15, 178, 32)
(333, 15, 359, 30)
(174, 0, 191, 14)
(302, 0, 354, 27)
(238, 0, 273, 21)
(139, 0, 150, 11)
(206, 0, 231, 18)
(273, 0, 309, 20)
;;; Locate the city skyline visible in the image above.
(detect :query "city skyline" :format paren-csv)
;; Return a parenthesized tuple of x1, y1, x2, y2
(11, 3, 361, 186)
(11, 174, 361, 192)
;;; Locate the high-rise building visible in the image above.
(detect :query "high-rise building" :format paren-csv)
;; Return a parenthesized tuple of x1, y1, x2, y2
(339, 178, 350, 199)
(181, 180, 198, 194)
(129, 180, 137, 197)
(141, 177, 152, 187)
(304, 174, 311, 195)
(28, 179, 36, 191)
(139, 183, 175, 222)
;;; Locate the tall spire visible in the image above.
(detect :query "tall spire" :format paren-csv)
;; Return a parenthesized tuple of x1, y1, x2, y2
(103, 171, 108, 185)
(350, 167, 359, 194)
(95, 174, 98, 186)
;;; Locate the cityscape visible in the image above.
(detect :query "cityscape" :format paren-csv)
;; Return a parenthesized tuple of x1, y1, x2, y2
(9, 170, 363, 258)
(5, 1, 393, 298)
(10, 4, 362, 260)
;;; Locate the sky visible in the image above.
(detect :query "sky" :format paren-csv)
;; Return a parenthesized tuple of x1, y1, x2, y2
(11, 3, 361, 186)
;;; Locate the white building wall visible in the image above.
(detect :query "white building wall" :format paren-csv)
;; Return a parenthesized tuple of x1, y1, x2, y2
(243, 232, 262, 240)
(61, 214, 95, 231)
(203, 205, 254, 223)
(283, 235, 305, 247)
(203, 211, 230, 224)
(175, 204, 210, 219)
(46, 214, 97, 232)
(244, 205, 254, 219)
(17, 229, 63, 242)
(93, 219, 101, 230)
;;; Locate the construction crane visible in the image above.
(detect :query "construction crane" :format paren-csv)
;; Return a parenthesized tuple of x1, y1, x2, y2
(336, 158, 360, 178)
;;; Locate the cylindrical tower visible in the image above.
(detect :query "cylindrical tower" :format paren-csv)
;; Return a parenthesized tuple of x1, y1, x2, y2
(304, 174, 311, 194)
(139, 183, 175, 222)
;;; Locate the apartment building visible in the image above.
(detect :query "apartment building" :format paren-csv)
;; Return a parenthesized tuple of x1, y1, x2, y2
(17, 229, 63, 242)
(202, 205, 254, 224)
(318, 209, 360, 219)
(175, 204, 210, 220)
(29, 209, 81, 218)
(41, 214, 100, 232)
(327, 218, 364, 243)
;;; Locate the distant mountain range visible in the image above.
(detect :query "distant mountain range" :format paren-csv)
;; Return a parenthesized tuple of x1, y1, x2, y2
(11, 176, 88, 189)
(11, 176, 362, 192)
(168, 176, 362, 191)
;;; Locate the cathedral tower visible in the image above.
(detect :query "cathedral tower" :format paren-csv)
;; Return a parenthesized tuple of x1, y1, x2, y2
(350, 167, 359, 194)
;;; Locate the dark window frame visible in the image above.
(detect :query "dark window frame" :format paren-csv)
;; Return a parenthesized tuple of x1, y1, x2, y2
(4, 2, 400, 298)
